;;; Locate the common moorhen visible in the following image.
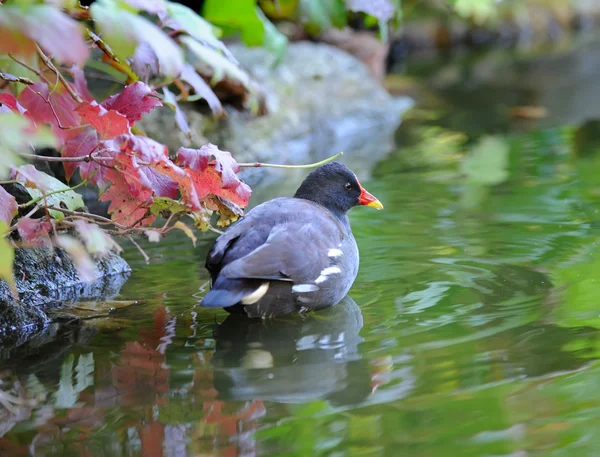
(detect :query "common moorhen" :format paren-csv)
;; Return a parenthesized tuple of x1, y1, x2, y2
(201, 162, 383, 318)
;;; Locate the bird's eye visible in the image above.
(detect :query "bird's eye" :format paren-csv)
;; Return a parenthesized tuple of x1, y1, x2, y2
(344, 183, 352, 191)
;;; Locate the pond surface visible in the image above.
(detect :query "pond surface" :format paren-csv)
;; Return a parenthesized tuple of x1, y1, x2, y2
(5, 41, 600, 457)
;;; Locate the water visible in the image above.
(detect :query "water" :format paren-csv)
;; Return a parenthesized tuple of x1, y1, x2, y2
(4, 43, 600, 456)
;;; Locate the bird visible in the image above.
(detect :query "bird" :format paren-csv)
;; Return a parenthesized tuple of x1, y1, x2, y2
(201, 162, 383, 318)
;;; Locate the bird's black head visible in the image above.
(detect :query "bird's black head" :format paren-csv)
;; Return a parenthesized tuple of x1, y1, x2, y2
(294, 162, 383, 214)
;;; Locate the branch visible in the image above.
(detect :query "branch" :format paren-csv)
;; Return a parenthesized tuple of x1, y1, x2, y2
(87, 30, 139, 84)
(8, 53, 48, 83)
(127, 235, 150, 264)
(35, 44, 83, 104)
(238, 152, 344, 168)
(18, 152, 112, 163)
(0, 72, 34, 85)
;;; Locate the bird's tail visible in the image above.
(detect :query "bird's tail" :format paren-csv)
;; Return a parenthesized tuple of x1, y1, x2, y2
(201, 277, 263, 308)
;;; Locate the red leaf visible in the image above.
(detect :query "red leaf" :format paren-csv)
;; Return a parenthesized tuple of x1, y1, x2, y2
(177, 144, 243, 189)
(179, 64, 222, 116)
(0, 93, 30, 117)
(18, 82, 82, 143)
(180, 167, 250, 209)
(77, 101, 130, 139)
(131, 42, 160, 82)
(100, 172, 156, 227)
(101, 82, 162, 123)
(162, 87, 190, 137)
(109, 135, 181, 198)
(176, 144, 250, 209)
(0, 186, 18, 225)
(0, 5, 88, 65)
(68, 65, 94, 102)
(61, 128, 106, 183)
(16, 217, 53, 247)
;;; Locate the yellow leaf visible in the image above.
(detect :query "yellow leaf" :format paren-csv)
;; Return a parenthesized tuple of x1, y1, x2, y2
(173, 221, 196, 247)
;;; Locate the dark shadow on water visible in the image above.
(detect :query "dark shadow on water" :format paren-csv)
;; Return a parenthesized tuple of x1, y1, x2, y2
(212, 296, 374, 406)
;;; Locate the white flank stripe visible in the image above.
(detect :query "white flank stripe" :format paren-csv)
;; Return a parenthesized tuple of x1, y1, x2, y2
(292, 284, 319, 293)
(315, 266, 341, 284)
(240, 282, 270, 304)
(328, 248, 343, 258)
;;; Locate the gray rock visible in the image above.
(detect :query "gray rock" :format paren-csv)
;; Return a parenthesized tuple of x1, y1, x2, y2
(0, 247, 130, 345)
(141, 41, 413, 188)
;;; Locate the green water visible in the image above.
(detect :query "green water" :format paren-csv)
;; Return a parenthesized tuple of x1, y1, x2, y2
(5, 47, 600, 457)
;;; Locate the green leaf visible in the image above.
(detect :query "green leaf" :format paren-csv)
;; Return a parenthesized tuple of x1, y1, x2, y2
(0, 222, 16, 297)
(257, 8, 288, 64)
(203, 0, 263, 44)
(91, 0, 184, 78)
(181, 36, 250, 86)
(150, 197, 190, 217)
(452, 0, 497, 24)
(202, 0, 287, 59)
(299, 0, 347, 35)
(11, 165, 85, 220)
(0, 112, 56, 179)
(163, 2, 222, 44)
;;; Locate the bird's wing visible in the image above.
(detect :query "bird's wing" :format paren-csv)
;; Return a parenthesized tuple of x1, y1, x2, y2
(205, 221, 244, 277)
(221, 221, 345, 284)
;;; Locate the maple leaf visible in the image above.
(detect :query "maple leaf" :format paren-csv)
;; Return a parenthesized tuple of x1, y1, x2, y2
(0, 93, 30, 117)
(131, 42, 160, 82)
(0, 5, 89, 65)
(102, 82, 162, 123)
(99, 171, 156, 227)
(11, 164, 86, 219)
(177, 144, 245, 189)
(178, 164, 251, 210)
(179, 64, 223, 116)
(91, 0, 183, 78)
(16, 217, 52, 247)
(18, 82, 82, 144)
(68, 65, 94, 102)
(162, 87, 190, 137)
(77, 101, 130, 139)
(61, 128, 103, 183)
(0, 186, 18, 226)
(0, 112, 56, 178)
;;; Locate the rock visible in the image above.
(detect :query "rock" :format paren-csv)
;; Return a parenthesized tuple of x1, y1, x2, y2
(0, 247, 131, 345)
(141, 41, 413, 188)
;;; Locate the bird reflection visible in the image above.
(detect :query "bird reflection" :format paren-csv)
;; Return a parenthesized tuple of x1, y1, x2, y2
(211, 296, 373, 406)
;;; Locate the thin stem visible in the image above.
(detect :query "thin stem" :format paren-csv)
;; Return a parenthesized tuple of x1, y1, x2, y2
(127, 235, 150, 264)
(35, 44, 82, 104)
(8, 53, 48, 83)
(18, 152, 112, 163)
(0, 72, 34, 85)
(0, 180, 20, 185)
(237, 151, 344, 169)
(87, 30, 139, 84)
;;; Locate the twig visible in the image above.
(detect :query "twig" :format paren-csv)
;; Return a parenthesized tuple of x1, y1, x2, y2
(18, 152, 112, 163)
(238, 151, 344, 168)
(8, 53, 48, 83)
(87, 30, 139, 83)
(0, 73, 34, 85)
(127, 235, 150, 264)
(208, 226, 224, 235)
(35, 44, 83, 104)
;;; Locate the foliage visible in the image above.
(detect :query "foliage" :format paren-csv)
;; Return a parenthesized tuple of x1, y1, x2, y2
(0, 0, 258, 291)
